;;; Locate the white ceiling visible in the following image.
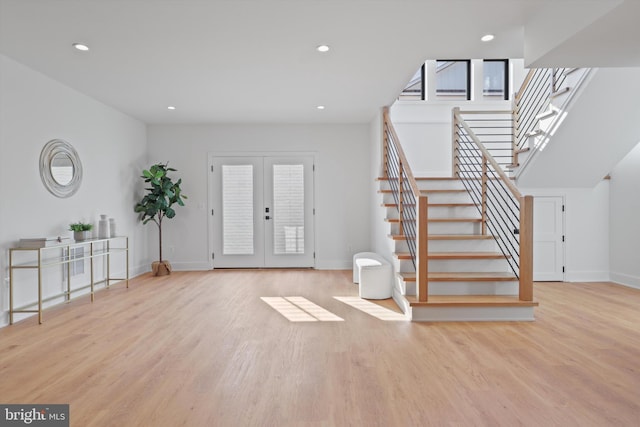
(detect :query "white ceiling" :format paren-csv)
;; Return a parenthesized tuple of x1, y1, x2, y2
(0, 0, 638, 125)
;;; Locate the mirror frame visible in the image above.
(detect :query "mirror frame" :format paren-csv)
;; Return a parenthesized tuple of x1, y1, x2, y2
(39, 139, 83, 198)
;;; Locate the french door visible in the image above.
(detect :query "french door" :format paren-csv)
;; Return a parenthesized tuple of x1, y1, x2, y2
(210, 155, 315, 268)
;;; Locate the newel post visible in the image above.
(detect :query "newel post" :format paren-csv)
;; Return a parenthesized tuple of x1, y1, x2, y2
(416, 195, 429, 302)
(519, 195, 534, 301)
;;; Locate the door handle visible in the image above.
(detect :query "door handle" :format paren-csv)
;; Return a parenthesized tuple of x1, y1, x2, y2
(265, 216, 271, 220)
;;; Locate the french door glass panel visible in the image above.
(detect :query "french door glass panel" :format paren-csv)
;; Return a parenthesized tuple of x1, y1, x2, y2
(222, 165, 254, 255)
(273, 164, 304, 254)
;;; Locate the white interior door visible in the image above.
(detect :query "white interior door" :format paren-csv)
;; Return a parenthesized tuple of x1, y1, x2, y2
(533, 196, 564, 281)
(211, 155, 314, 268)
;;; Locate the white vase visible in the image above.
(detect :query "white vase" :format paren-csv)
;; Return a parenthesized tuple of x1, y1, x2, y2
(98, 214, 110, 238)
(109, 218, 116, 237)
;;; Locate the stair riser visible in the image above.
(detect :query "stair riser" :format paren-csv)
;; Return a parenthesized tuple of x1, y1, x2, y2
(396, 280, 517, 297)
(428, 239, 498, 252)
(393, 240, 410, 253)
(381, 191, 473, 205)
(393, 239, 500, 254)
(429, 206, 481, 218)
(396, 259, 511, 273)
(394, 258, 411, 273)
(383, 205, 480, 221)
(393, 240, 500, 253)
(410, 306, 535, 322)
(428, 259, 512, 272)
(429, 222, 481, 234)
(428, 282, 518, 295)
(417, 180, 466, 191)
(423, 193, 473, 204)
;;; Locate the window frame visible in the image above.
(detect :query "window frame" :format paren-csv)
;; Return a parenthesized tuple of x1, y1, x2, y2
(483, 59, 509, 101)
(435, 59, 471, 101)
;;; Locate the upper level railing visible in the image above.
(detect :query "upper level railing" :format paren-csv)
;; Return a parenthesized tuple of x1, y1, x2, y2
(454, 110, 514, 172)
(513, 67, 591, 174)
(383, 107, 429, 302)
(453, 107, 533, 301)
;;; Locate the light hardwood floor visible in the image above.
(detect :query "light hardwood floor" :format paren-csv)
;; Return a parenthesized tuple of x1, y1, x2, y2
(1, 270, 639, 426)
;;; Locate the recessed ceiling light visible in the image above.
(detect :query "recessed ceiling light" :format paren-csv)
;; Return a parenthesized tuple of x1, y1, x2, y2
(316, 105, 325, 110)
(72, 43, 90, 51)
(316, 45, 330, 53)
(167, 106, 176, 110)
(481, 34, 495, 42)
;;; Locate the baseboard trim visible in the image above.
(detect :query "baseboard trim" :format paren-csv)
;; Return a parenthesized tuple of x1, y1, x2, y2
(610, 272, 640, 290)
(565, 271, 610, 282)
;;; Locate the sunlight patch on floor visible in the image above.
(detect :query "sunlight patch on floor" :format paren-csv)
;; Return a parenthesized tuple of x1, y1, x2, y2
(334, 296, 407, 321)
(284, 297, 344, 321)
(261, 297, 344, 322)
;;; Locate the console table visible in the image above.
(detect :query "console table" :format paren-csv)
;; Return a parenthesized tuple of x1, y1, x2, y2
(9, 236, 129, 324)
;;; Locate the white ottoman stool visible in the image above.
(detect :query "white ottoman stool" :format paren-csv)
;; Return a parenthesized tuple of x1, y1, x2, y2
(353, 252, 392, 299)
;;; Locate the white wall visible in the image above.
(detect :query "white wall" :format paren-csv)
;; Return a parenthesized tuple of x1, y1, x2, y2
(369, 111, 392, 261)
(0, 54, 148, 326)
(520, 182, 610, 282)
(146, 124, 371, 270)
(518, 67, 640, 188)
(609, 142, 640, 289)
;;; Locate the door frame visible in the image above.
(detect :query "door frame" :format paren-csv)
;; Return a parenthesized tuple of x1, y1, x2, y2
(207, 151, 317, 269)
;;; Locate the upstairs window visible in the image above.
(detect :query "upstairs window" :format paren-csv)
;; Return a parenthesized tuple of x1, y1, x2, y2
(436, 60, 470, 100)
(399, 64, 425, 100)
(483, 59, 509, 100)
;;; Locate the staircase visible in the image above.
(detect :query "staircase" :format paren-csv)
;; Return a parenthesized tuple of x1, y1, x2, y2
(381, 108, 537, 321)
(379, 177, 537, 321)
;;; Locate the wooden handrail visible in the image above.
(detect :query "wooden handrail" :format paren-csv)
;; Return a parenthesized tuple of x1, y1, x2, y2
(453, 108, 523, 200)
(383, 107, 421, 197)
(514, 69, 536, 104)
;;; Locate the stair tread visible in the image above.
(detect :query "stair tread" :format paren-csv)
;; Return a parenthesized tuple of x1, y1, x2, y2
(378, 177, 460, 181)
(385, 217, 482, 223)
(394, 252, 509, 260)
(398, 272, 517, 282)
(406, 295, 538, 307)
(430, 251, 509, 259)
(388, 234, 495, 241)
(429, 218, 482, 223)
(382, 202, 474, 208)
(421, 189, 468, 194)
(429, 234, 495, 240)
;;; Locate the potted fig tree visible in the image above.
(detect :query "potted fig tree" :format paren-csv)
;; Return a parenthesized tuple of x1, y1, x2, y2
(134, 162, 187, 276)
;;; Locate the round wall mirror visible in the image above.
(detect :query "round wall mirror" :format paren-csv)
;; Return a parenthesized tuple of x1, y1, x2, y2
(50, 153, 74, 185)
(40, 139, 83, 198)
